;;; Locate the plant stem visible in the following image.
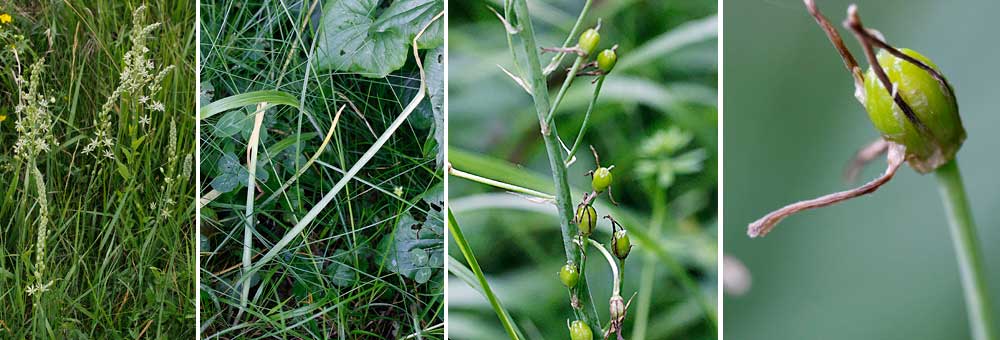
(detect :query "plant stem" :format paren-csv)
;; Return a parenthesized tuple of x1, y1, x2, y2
(565, 75, 605, 164)
(448, 165, 555, 200)
(542, 0, 594, 75)
(510, 0, 600, 331)
(448, 210, 522, 340)
(545, 55, 585, 123)
(934, 160, 996, 340)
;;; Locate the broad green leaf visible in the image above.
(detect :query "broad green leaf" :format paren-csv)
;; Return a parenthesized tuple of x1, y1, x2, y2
(373, 0, 441, 36)
(210, 152, 269, 193)
(199, 90, 301, 120)
(213, 110, 246, 138)
(314, 0, 408, 78)
(416, 19, 443, 49)
(200, 81, 214, 107)
(380, 211, 442, 284)
(425, 47, 444, 169)
(373, 0, 443, 48)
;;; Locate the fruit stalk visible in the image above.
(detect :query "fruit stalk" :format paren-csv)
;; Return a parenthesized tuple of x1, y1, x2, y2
(935, 160, 996, 340)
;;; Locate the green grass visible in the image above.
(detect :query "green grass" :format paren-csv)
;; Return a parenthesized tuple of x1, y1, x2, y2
(198, 1, 444, 338)
(0, 0, 195, 338)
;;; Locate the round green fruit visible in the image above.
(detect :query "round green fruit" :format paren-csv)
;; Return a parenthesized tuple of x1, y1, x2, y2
(612, 230, 631, 260)
(578, 28, 600, 55)
(863, 48, 964, 173)
(569, 320, 593, 340)
(591, 167, 612, 192)
(597, 49, 617, 72)
(559, 263, 580, 288)
(576, 205, 597, 236)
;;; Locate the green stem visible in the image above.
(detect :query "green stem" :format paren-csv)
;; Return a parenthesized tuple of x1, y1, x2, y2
(448, 165, 555, 200)
(510, 0, 600, 331)
(545, 55, 585, 124)
(448, 210, 522, 340)
(934, 160, 996, 340)
(543, 0, 594, 75)
(565, 75, 605, 164)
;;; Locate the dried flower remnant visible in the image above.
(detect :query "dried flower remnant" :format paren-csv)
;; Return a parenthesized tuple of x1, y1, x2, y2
(748, 1, 965, 237)
(85, 5, 174, 159)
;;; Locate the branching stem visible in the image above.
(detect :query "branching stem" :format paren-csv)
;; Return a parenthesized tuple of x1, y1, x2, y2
(509, 0, 600, 331)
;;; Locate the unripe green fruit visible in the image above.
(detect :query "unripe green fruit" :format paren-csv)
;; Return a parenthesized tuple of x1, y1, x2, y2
(569, 320, 593, 340)
(576, 205, 597, 236)
(559, 263, 580, 288)
(864, 48, 965, 173)
(578, 28, 600, 55)
(612, 230, 631, 260)
(597, 49, 617, 73)
(591, 167, 613, 192)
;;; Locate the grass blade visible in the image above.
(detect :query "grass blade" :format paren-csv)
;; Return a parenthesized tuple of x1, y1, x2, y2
(447, 210, 522, 340)
(199, 90, 303, 120)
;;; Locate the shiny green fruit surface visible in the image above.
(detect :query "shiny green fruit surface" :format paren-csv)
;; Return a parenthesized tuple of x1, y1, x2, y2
(578, 28, 600, 55)
(591, 167, 612, 192)
(559, 263, 580, 288)
(597, 49, 617, 72)
(576, 205, 597, 236)
(612, 230, 631, 260)
(864, 48, 964, 173)
(569, 320, 593, 340)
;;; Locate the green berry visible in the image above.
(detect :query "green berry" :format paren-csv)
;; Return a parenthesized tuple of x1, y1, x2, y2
(559, 263, 580, 288)
(864, 48, 965, 173)
(569, 320, 593, 340)
(597, 49, 617, 73)
(591, 167, 612, 192)
(576, 205, 597, 236)
(612, 230, 631, 260)
(578, 28, 600, 55)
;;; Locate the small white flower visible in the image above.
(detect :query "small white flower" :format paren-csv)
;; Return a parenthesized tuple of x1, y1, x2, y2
(103, 149, 115, 159)
(150, 101, 165, 112)
(139, 114, 150, 126)
(139, 95, 149, 104)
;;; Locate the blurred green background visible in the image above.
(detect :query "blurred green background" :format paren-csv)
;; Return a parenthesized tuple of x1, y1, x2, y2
(724, 0, 1000, 338)
(448, 0, 717, 339)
